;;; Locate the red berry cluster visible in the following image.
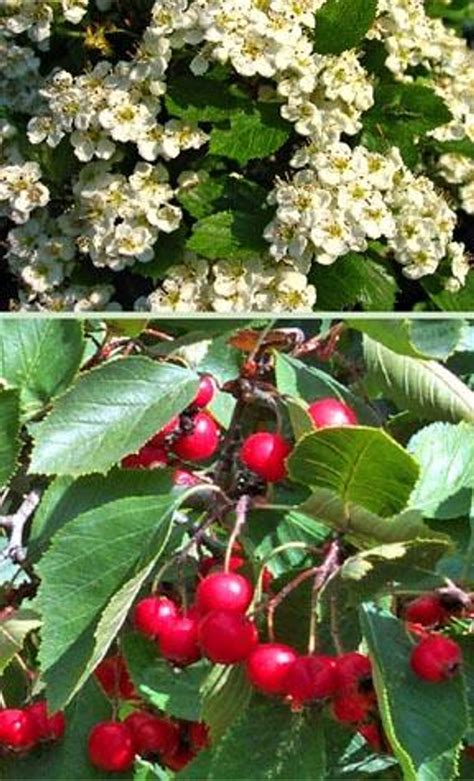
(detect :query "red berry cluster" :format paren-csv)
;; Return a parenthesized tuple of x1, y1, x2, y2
(122, 374, 220, 468)
(0, 701, 65, 755)
(88, 714, 209, 773)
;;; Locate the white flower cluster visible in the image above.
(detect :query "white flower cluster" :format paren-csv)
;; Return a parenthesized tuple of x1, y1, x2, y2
(0, 162, 50, 224)
(0, 34, 41, 114)
(137, 253, 316, 312)
(439, 153, 474, 215)
(0, 0, 90, 46)
(265, 142, 469, 287)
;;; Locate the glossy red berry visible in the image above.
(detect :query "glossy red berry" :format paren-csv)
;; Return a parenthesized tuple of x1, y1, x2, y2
(188, 721, 210, 751)
(122, 444, 168, 469)
(246, 643, 298, 695)
(308, 398, 358, 428)
(335, 652, 372, 693)
(240, 432, 292, 482)
(88, 721, 135, 772)
(124, 712, 179, 758)
(0, 709, 37, 751)
(172, 412, 220, 461)
(196, 572, 253, 615)
(199, 610, 258, 664)
(158, 614, 201, 666)
(404, 594, 447, 627)
(25, 700, 66, 742)
(332, 693, 373, 723)
(194, 375, 217, 408)
(358, 722, 384, 752)
(133, 596, 180, 639)
(163, 745, 196, 771)
(149, 417, 180, 447)
(283, 655, 338, 706)
(410, 634, 462, 682)
(94, 655, 136, 700)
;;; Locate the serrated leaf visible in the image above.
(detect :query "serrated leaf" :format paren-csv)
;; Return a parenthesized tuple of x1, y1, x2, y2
(123, 632, 210, 721)
(29, 357, 198, 476)
(186, 210, 270, 260)
(35, 495, 179, 710)
(285, 397, 314, 441)
(350, 319, 464, 360)
(314, 0, 378, 54)
(0, 320, 84, 418)
(310, 253, 398, 312)
(165, 75, 250, 122)
(408, 422, 474, 518)
(288, 427, 419, 517)
(0, 609, 41, 675)
(361, 604, 468, 781)
(210, 104, 291, 165)
(364, 335, 474, 423)
(177, 175, 267, 220)
(201, 664, 252, 743)
(0, 388, 20, 489)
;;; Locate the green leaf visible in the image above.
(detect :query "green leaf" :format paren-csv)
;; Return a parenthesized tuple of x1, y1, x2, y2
(123, 632, 210, 721)
(165, 75, 250, 122)
(314, 0, 378, 54)
(0, 388, 20, 489)
(177, 175, 267, 220)
(210, 104, 292, 165)
(274, 353, 379, 425)
(285, 397, 315, 441)
(0, 609, 41, 675)
(364, 335, 474, 423)
(186, 210, 270, 260)
(310, 253, 398, 312)
(423, 272, 474, 313)
(407, 422, 474, 519)
(288, 427, 419, 517)
(186, 700, 326, 780)
(29, 357, 198, 476)
(35, 494, 179, 710)
(201, 664, 253, 743)
(135, 227, 188, 282)
(361, 604, 468, 781)
(350, 319, 464, 360)
(0, 320, 84, 419)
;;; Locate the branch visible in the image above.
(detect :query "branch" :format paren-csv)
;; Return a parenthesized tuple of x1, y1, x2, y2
(0, 490, 41, 564)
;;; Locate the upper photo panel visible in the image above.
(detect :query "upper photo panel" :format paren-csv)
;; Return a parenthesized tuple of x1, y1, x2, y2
(0, 0, 473, 313)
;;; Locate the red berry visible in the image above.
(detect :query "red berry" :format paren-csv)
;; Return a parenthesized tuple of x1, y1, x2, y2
(172, 412, 220, 462)
(124, 712, 179, 758)
(163, 745, 196, 771)
(158, 614, 201, 666)
(194, 375, 217, 408)
(173, 468, 201, 488)
(196, 572, 253, 615)
(25, 701, 65, 742)
(332, 693, 373, 723)
(283, 655, 338, 706)
(133, 596, 180, 639)
(122, 444, 168, 469)
(262, 567, 274, 593)
(246, 643, 298, 695)
(308, 398, 358, 428)
(358, 722, 384, 752)
(94, 655, 136, 700)
(410, 634, 462, 682)
(404, 594, 447, 627)
(188, 722, 210, 751)
(240, 432, 292, 482)
(335, 652, 372, 693)
(88, 721, 135, 772)
(199, 610, 258, 664)
(149, 417, 180, 447)
(0, 709, 37, 751)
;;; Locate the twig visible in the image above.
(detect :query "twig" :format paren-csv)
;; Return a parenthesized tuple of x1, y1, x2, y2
(0, 490, 41, 564)
(308, 540, 341, 653)
(224, 495, 250, 572)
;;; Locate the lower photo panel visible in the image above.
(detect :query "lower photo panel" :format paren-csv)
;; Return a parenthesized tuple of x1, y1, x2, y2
(0, 315, 473, 781)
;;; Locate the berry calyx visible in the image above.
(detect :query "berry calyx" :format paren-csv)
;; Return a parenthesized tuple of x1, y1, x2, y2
(240, 432, 292, 482)
(158, 613, 201, 666)
(199, 610, 258, 664)
(133, 596, 180, 639)
(122, 444, 168, 469)
(332, 692, 374, 724)
(196, 571, 253, 615)
(25, 701, 66, 742)
(404, 594, 447, 627)
(94, 654, 136, 700)
(308, 398, 358, 429)
(335, 652, 372, 694)
(0, 709, 37, 751)
(283, 655, 338, 706)
(124, 712, 179, 758)
(410, 634, 462, 682)
(172, 412, 220, 462)
(193, 375, 217, 408)
(88, 721, 135, 772)
(246, 643, 298, 695)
